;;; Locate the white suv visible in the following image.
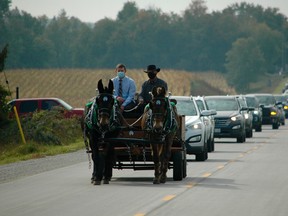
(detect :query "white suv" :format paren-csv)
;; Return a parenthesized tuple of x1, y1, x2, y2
(195, 96, 217, 152)
(171, 96, 216, 161)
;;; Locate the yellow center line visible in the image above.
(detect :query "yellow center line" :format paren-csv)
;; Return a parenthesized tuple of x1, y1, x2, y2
(134, 213, 145, 216)
(217, 165, 225, 169)
(202, 172, 212, 177)
(186, 181, 197, 188)
(163, 195, 176, 201)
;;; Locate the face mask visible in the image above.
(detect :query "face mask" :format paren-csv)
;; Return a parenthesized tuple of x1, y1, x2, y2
(117, 71, 125, 79)
(148, 72, 156, 79)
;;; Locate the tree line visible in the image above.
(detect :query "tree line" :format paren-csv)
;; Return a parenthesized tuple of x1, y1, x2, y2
(0, 0, 288, 92)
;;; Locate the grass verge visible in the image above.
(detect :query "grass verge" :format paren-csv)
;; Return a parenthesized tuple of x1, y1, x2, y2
(0, 109, 84, 165)
(0, 139, 85, 165)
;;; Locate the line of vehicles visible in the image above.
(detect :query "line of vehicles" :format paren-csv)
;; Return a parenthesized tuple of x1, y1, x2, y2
(172, 93, 288, 162)
(7, 93, 288, 165)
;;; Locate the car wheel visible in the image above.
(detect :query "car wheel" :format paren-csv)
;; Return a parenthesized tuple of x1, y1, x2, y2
(207, 137, 213, 152)
(255, 125, 262, 132)
(195, 151, 208, 161)
(237, 130, 246, 143)
(211, 139, 215, 152)
(272, 122, 279, 129)
(247, 128, 253, 138)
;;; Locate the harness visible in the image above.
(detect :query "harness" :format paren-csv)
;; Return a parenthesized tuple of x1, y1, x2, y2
(146, 97, 178, 135)
(84, 95, 120, 133)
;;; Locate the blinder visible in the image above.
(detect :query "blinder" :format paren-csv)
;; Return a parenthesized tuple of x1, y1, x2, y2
(96, 93, 115, 118)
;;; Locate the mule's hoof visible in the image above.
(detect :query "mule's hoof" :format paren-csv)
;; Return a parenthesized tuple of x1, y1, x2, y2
(91, 177, 96, 184)
(153, 179, 160, 184)
(103, 179, 110, 184)
(160, 175, 167, 184)
(94, 180, 101, 185)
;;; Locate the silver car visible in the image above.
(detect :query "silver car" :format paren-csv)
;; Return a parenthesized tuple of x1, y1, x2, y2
(195, 96, 217, 152)
(171, 96, 216, 161)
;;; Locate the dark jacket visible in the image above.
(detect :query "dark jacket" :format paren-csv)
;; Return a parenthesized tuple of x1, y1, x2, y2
(139, 77, 168, 103)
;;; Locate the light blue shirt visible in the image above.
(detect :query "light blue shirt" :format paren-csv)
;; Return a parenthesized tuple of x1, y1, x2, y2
(112, 76, 136, 107)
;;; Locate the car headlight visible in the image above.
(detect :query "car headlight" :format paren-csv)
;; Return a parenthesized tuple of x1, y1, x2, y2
(187, 122, 202, 130)
(231, 115, 241, 121)
(244, 113, 249, 119)
(253, 110, 259, 114)
(270, 111, 277, 116)
(284, 105, 288, 110)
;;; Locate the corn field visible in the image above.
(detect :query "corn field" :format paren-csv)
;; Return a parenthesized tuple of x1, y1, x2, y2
(1, 69, 236, 108)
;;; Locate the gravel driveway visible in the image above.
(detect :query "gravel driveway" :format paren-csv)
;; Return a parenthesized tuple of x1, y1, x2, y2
(0, 149, 88, 183)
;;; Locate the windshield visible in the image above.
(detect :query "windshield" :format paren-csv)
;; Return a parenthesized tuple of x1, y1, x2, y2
(206, 98, 239, 111)
(175, 99, 198, 116)
(254, 95, 275, 105)
(274, 95, 285, 102)
(56, 98, 73, 110)
(245, 97, 259, 108)
(196, 100, 205, 111)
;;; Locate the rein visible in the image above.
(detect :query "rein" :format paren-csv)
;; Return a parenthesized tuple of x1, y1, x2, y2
(123, 102, 141, 113)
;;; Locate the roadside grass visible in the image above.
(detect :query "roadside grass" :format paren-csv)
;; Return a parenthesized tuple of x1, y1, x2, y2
(0, 140, 84, 165)
(0, 109, 84, 165)
(249, 73, 286, 94)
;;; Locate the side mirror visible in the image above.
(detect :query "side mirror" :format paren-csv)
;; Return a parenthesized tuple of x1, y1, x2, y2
(240, 107, 248, 111)
(210, 109, 217, 115)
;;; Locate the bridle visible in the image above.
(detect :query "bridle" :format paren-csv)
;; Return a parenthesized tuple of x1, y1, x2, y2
(85, 93, 120, 134)
(148, 97, 177, 135)
(97, 93, 116, 120)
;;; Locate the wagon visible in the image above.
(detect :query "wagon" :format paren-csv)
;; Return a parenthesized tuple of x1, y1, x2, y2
(103, 114, 187, 181)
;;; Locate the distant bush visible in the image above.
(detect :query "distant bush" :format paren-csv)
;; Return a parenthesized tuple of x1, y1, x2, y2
(0, 109, 83, 145)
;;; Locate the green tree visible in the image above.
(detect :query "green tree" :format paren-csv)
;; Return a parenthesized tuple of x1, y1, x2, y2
(88, 18, 117, 67)
(117, 1, 138, 22)
(250, 23, 283, 73)
(0, 44, 10, 125)
(0, 0, 11, 18)
(3, 9, 48, 68)
(225, 37, 266, 92)
(176, 0, 209, 70)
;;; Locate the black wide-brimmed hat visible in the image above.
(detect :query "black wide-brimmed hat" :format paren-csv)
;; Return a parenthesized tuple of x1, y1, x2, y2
(144, 64, 160, 73)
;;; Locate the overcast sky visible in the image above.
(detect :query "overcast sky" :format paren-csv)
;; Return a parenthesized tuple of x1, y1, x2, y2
(11, 0, 288, 23)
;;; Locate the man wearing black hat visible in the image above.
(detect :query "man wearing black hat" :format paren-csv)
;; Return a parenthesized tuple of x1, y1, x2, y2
(138, 64, 168, 106)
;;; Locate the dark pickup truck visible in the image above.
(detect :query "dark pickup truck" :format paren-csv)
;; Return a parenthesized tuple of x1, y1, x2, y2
(8, 97, 84, 118)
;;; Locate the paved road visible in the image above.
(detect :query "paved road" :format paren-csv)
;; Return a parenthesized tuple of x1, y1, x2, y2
(0, 122, 287, 216)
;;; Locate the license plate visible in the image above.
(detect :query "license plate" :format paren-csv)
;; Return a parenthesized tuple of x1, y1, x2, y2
(215, 128, 221, 133)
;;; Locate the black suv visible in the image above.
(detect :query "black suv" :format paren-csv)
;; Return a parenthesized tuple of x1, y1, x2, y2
(247, 94, 281, 129)
(205, 95, 246, 143)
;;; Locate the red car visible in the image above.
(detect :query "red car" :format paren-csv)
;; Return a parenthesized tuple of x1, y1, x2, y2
(8, 97, 84, 119)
